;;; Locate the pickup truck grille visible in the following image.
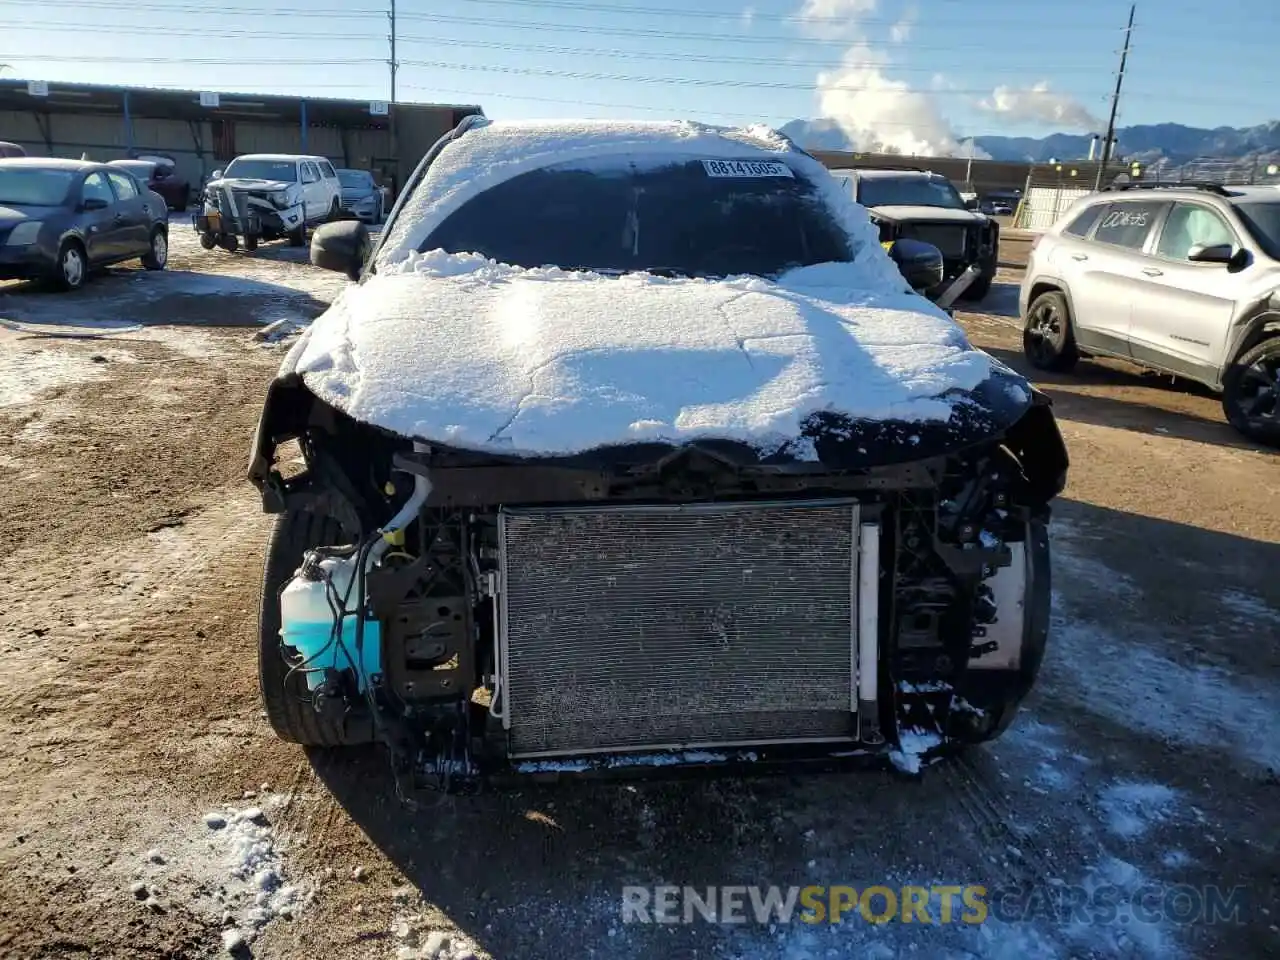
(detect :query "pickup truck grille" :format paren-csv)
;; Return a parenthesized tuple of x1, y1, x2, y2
(900, 222, 968, 258)
(497, 501, 863, 758)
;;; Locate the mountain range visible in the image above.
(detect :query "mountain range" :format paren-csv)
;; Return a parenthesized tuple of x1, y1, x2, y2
(780, 119, 1280, 166)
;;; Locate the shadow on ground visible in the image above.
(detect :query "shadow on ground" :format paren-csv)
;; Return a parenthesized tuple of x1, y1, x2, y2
(981, 346, 1276, 455)
(0, 270, 330, 329)
(304, 498, 1279, 960)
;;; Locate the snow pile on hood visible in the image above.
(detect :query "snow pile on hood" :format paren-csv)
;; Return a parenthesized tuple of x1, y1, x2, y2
(291, 251, 993, 457)
(375, 118, 898, 284)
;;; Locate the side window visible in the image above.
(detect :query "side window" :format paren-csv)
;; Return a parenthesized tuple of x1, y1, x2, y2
(106, 171, 139, 199)
(82, 173, 115, 206)
(1155, 203, 1237, 260)
(1063, 204, 1105, 238)
(318, 161, 336, 179)
(300, 162, 319, 184)
(1091, 202, 1164, 251)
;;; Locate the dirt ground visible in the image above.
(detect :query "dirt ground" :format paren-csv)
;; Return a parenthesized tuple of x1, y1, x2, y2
(1, 223, 1277, 960)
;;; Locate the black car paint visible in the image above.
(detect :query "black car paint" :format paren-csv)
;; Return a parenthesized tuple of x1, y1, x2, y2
(0, 161, 168, 283)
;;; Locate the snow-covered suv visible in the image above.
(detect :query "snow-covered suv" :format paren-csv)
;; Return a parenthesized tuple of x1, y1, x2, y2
(246, 117, 1068, 790)
(1021, 182, 1280, 446)
(198, 153, 342, 250)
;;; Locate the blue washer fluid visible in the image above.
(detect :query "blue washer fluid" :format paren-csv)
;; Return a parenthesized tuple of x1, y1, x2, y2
(279, 554, 383, 691)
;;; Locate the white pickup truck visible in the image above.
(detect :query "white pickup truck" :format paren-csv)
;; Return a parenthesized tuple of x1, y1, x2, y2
(196, 153, 343, 252)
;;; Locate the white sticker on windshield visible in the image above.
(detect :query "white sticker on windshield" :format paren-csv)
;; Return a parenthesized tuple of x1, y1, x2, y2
(701, 159, 795, 179)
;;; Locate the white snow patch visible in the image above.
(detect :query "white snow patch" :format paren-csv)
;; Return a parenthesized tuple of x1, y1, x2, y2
(0, 346, 134, 406)
(888, 728, 942, 774)
(128, 792, 308, 951)
(294, 255, 991, 457)
(1049, 538, 1280, 771)
(1097, 782, 1180, 839)
(1161, 848, 1194, 869)
(1219, 589, 1280, 626)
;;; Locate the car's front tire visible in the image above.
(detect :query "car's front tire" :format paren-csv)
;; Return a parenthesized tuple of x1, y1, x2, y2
(289, 223, 307, 247)
(1222, 336, 1280, 447)
(1023, 289, 1079, 372)
(52, 239, 87, 291)
(259, 500, 375, 746)
(141, 227, 168, 271)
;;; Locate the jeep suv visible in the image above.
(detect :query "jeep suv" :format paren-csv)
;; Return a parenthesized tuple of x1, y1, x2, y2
(1020, 182, 1280, 446)
(830, 167, 999, 300)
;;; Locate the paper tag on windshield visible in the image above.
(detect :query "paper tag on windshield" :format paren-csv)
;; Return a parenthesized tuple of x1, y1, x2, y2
(702, 159, 795, 179)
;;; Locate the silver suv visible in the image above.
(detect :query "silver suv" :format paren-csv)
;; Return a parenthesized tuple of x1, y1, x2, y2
(1019, 182, 1280, 445)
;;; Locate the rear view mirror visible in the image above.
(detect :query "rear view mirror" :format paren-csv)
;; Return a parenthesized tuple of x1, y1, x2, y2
(885, 238, 945, 293)
(1186, 243, 1235, 265)
(311, 220, 370, 280)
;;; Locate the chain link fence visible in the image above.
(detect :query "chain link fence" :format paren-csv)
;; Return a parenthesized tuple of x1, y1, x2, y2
(1012, 156, 1280, 230)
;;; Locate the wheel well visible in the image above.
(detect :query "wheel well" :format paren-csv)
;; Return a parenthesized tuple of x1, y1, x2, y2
(59, 235, 85, 253)
(1027, 281, 1064, 308)
(1233, 318, 1280, 364)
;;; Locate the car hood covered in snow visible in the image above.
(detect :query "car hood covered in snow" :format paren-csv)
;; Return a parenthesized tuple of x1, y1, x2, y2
(285, 250, 1032, 462)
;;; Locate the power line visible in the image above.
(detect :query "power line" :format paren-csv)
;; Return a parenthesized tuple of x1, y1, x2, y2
(446, 0, 1123, 31)
(393, 58, 1098, 97)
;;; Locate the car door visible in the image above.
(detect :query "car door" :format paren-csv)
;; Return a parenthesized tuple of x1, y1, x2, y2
(104, 170, 152, 255)
(77, 172, 126, 262)
(1126, 200, 1248, 383)
(1054, 199, 1169, 357)
(317, 160, 340, 210)
(299, 161, 322, 221)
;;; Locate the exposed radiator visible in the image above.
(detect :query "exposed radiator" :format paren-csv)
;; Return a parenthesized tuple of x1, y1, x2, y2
(497, 501, 865, 758)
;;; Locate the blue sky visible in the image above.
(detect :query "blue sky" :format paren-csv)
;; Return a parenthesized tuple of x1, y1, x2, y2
(0, 0, 1274, 142)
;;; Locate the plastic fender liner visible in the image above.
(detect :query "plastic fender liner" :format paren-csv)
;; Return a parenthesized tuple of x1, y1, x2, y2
(247, 372, 318, 512)
(1001, 389, 1069, 506)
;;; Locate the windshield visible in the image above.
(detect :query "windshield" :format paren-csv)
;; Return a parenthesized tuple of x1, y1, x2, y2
(858, 176, 965, 210)
(1236, 201, 1280, 260)
(0, 168, 75, 206)
(421, 156, 852, 278)
(223, 158, 297, 182)
(338, 170, 372, 188)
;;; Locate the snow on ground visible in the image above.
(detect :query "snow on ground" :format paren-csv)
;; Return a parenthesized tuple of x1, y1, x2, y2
(0, 342, 134, 406)
(1047, 523, 1280, 773)
(1219, 588, 1280, 626)
(294, 251, 995, 456)
(1096, 782, 1182, 840)
(124, 791, 308, 954)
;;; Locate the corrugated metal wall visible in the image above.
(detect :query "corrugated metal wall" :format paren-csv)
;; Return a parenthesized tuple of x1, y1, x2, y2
(0, 103, 455, 187)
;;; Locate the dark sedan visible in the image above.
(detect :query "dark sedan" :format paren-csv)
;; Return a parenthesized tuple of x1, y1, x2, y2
(108, 158, 192, 211)
(0, 158, 169, 290)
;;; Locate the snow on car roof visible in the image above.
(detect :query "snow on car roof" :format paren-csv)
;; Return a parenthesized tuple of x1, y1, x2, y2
(375, 118, 895, 273)
(292, 250, 994, 458)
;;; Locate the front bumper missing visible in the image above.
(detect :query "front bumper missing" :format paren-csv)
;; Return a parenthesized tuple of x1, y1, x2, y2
(489, 500, 886, 760)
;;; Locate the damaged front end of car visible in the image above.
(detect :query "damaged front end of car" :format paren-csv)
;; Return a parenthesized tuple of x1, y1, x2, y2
(249, 370, 1068, 793)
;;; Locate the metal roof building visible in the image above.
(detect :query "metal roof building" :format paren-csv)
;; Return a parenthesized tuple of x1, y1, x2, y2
(0, 78, 483, 190)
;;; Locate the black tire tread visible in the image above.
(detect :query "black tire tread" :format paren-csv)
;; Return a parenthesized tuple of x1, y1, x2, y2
(257, 503, 371, 746)
(1023, 290, 1079, 372)
(1222, 336, 1280, 448)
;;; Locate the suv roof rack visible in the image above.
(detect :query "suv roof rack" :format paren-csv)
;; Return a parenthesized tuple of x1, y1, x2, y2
(1102, 180, 1234, 196)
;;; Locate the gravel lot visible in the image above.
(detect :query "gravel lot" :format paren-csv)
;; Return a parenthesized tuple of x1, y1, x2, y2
(1, 221, 1277, 960)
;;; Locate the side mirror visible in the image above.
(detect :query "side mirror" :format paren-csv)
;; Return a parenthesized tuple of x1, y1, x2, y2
(964, 197, 979, 211)
(210, 169, 224, 181)
(885, 238, 945, 293)
(1186, 243, 1235, 265)
(311, 220, 370, 280)
(82, 197, 109, 212)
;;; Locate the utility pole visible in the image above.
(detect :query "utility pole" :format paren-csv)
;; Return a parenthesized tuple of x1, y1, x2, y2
(388, 0, 399, 190)
(1095, 3, 1136, 190)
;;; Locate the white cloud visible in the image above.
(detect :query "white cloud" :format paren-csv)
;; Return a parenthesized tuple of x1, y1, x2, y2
(741, 5, 756, 29)
(796, 0, 878, 38)
(816, 43, 989, 157)
(976, 82, 1101, 130)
